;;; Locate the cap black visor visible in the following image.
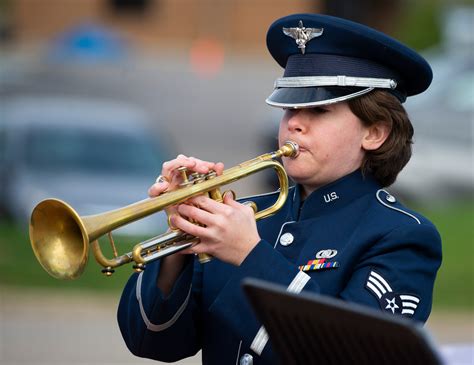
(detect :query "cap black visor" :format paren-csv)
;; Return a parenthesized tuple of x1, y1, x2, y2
(266, 86, 373, 108)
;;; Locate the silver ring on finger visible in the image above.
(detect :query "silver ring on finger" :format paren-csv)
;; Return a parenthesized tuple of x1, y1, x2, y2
(155, 174, 170, 184)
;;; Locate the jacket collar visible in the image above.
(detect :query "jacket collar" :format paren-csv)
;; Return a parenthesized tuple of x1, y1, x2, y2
(290, 170, 381, 220)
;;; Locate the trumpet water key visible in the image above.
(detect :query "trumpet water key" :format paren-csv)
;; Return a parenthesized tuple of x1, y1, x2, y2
(29, 141, 299, 280)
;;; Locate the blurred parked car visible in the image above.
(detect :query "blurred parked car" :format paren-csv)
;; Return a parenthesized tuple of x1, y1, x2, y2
(392, 52, 473, 201)
(392, 6, 474, 202)
(0, 96, 175, 235)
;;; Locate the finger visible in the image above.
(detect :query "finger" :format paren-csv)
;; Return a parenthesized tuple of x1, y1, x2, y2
(186, 195, 232, 215)
(223, 191, 242, 207)
(161, 156, 194, 176)
(148, 181, 170, 197)
(177, 203, 215, 227)
(189, 242, 211, 255)
(188, 157, 220, 174)
(163, 155, 220, 177)
(223, 193, 256, 217)
(214, 162, 225, 176)
(222, 190, 236, 201)
(178, 247, 197, 255)
(169, 214, 209, 238)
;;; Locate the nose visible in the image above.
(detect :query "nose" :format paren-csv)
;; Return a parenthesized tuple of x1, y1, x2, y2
(284, 109, 307, 133)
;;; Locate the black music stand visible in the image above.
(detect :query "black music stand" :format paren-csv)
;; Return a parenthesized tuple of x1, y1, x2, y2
(242, 278, 444, 365)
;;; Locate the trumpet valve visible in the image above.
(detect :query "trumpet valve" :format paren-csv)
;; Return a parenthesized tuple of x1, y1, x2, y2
(178, 166, 194, 188)
(190, 172, 206, 184)
(178, 166, 189, 181)
(205, 170, 217, 179)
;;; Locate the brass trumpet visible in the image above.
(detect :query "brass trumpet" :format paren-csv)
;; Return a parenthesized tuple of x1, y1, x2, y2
(29, 141, 299, 280)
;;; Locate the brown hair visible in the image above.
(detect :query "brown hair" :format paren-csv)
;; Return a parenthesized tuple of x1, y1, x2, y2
(347, 90, 414, 187)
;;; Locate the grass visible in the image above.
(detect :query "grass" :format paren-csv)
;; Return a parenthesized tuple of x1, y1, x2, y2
(0, 221, 141, 292)
(415, 200, 474, 310)
(1, 199, 473, 309)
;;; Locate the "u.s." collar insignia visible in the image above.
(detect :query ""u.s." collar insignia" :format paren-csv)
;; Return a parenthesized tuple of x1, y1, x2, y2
(283, 20, 324, 54)
(365, 270, 420, 317)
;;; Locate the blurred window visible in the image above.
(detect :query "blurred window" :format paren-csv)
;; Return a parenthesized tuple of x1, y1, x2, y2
(24, 127, 163, 175)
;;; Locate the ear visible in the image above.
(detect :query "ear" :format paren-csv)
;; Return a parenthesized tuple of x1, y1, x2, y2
(362, 122, 391, 151)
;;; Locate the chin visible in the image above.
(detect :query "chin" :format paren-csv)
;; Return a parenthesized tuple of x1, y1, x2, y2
(288, 171, 318, 185)
(284, 159, 316, 177)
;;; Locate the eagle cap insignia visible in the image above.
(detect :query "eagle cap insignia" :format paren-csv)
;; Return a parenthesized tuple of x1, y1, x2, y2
(283, 20, 324, 54)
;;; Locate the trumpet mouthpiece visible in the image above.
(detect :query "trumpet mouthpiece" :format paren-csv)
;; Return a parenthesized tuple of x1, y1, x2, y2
(281, 141, 299, 158)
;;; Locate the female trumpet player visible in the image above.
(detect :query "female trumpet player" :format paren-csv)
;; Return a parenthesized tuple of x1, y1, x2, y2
(118, 13, 442, 364)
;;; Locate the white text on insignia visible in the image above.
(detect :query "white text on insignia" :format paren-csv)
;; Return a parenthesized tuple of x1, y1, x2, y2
(323, 192, 339, 203)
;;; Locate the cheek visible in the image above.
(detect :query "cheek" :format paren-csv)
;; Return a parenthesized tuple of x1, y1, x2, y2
(335, 133, 366, 167)
(278, 121, 286, 143)
(336, 120, 365, 146)
(320, 125, 365, 161)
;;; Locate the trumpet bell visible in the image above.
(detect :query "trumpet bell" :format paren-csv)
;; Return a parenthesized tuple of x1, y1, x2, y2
(30, 199, 88, 280)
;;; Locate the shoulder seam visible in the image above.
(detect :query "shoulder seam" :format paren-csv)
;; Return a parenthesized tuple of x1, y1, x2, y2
(376, 189, 421, 225)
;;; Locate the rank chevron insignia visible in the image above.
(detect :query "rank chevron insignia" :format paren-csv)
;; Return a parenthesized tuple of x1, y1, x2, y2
(282, 20, 324, 54)
(365, 270, 420, 316)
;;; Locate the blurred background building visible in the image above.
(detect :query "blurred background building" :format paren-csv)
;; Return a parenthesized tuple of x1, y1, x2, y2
(3, 0, 402, 49)
(0, 1, 472, 364)
(0, 0, 472, 215)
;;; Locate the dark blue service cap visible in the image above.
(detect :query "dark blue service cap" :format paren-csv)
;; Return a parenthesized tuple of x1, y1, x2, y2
(266, 13, 433, 108)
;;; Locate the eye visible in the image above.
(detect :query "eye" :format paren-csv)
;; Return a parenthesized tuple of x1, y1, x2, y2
(309, 107, 329, 115)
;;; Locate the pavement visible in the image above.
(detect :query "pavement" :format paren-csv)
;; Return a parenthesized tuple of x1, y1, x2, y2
(1, 287, 472, 365)
(0, 287, 198, 365)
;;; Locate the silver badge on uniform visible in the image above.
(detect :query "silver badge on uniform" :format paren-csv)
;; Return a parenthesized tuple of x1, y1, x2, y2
(279, 232, 294, 246)
(316, 249, 338, 259)
(283, 20, 324, 54)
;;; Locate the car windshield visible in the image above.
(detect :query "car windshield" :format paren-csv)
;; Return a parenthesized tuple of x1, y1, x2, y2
(25, 126, 164, 175)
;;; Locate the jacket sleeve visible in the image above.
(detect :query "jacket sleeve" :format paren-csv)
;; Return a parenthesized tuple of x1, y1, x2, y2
(117, 257, 202, 362)
(339, 222, 442, 323)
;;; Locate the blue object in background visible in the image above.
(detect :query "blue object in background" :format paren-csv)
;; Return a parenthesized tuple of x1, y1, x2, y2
(47, 23, 129, 63)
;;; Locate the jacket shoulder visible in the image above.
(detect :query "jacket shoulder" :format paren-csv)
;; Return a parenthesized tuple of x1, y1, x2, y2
(371, 189, 436, 228)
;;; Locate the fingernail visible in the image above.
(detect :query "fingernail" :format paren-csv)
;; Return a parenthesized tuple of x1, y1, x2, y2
(168, 214, 178, 230)
(223, 191, 232, 201)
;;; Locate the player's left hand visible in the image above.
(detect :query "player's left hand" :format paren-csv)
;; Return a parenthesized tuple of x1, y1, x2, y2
(169, 193, 261, 266)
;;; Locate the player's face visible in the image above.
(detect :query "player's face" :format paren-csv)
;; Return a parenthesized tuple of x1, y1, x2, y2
(278, 102, 368, 197)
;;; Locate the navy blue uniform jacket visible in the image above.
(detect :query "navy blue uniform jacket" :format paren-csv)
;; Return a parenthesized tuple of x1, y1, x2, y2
(117, 171, 442, 364)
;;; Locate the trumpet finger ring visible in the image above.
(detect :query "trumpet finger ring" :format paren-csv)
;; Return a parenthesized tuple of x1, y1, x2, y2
(155, 175, 170, 184)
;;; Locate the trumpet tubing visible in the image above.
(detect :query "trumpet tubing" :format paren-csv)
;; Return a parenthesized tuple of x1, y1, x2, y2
(29, 141, 299, 280)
